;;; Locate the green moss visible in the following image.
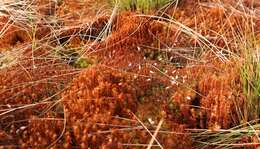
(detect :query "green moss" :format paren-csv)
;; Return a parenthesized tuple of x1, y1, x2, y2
(144, 48, 168, 62)
(138, 96, 146, 103)
(74, 58, 93, 68)
(57, 0, 64, 6)
(168, 101, 180, 115)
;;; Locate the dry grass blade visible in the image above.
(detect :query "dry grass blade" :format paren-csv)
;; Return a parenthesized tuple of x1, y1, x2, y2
(131, 112, 164, 149)
(147, 118, 164, 149)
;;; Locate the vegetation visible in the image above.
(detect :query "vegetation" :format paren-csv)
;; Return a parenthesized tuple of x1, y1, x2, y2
(0, 0, 259, 148)
(240, 33, 260, 123)
(111, 0, 173, 13)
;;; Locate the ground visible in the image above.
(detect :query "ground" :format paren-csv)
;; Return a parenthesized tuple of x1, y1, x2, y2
(0, 0, 259, 148)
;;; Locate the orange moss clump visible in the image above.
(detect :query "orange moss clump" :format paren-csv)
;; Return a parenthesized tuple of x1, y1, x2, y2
(167, 0, 260, 54)
(198, 65, 244, 129)
(85, 11, 205, 70)
(61, 65, 138, 148)
(0, 48, 75, 133)
(87, 12, 152, 67)
(56, 0, 109, 24)
(62, 65, 138, 122)
(0, 130, 13, 147)
(0, 17, 31, 49)
(60, 65, 193, 148)
(171, 61, 245, 129)
(18, 112, 71, 149)
(170, 63, 217, 127)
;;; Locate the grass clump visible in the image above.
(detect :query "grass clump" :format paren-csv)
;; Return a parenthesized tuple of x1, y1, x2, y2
(192, 121, 260, 149)
(111, 0, 173, 13)
(240, 36, 260, 122)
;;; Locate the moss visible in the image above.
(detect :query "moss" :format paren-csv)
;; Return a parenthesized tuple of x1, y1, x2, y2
(138, 96, 146, 103)
(57, 0, 64, 6)
(144, 48, 168, 62)
(168, 101, 180, 114)
(74, 57, 93, 68)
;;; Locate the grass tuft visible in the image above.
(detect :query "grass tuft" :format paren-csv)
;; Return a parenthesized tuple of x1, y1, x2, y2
(240, 33, 260, 123)
(111, 0, 173, 13)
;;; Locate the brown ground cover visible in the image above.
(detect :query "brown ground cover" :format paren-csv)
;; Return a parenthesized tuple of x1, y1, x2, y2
(0, 0, 259, 148)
